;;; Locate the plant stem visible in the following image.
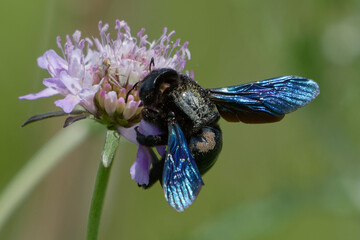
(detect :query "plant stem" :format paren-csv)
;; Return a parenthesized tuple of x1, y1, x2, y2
(86, 130, 119, 240)
(86, 161, 113, 240)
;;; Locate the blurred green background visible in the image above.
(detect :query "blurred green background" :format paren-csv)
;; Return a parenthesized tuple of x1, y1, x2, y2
(1, 0, 360, 239)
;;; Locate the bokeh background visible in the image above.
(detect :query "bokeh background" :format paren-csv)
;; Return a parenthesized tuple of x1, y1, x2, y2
(1, 0, 360, 239)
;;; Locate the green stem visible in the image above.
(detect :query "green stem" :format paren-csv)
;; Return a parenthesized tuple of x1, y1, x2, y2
(86, 130, 120, 240)
(86, 161, 113, 240)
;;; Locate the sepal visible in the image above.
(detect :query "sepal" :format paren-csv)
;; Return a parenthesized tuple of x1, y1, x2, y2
(21, 110, 87, 127)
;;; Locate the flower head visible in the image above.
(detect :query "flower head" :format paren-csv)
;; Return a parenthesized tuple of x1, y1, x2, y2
(20, 20, 191, 185)
(20, 20, 190, 128)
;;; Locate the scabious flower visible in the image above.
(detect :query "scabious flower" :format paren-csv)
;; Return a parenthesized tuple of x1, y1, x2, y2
(20, 20, 191, 185)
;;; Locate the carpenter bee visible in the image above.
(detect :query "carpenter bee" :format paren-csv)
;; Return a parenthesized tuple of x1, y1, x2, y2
(134, 65, 319, 212)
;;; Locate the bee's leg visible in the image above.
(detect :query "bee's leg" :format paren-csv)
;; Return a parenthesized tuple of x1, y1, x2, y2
(189, 124, 223, 175)
(135, 127, 167, 146)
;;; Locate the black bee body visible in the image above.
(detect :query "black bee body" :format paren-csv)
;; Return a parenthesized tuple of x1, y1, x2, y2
(140, 69, 219, 133)
(137, 68, 222, 178)
(136, 67, 319, 211)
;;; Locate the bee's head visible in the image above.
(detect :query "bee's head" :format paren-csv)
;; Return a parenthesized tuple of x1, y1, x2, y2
(137, 68, 180, 125)
(139, 68, 180, 106)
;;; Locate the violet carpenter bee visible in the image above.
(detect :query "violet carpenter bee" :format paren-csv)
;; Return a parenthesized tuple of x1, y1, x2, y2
(133, 66, 319, 212)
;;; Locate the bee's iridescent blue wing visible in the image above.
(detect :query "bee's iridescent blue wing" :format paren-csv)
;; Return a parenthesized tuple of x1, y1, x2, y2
(209, 76, 319, 123)
(162, 119, 204, 212)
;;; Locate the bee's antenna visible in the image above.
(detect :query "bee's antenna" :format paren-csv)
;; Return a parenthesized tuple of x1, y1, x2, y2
(149, 57, 155, 72)
(125, 81, 140, 103)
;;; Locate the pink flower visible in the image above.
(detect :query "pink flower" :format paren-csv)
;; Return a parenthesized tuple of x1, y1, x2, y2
(20, 20, 191, 185)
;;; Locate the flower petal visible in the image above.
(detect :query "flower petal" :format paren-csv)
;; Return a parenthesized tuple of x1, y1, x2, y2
(123, 100, 140, 120)
(156, 145, 166, 158)
(59, 71, 82, 95)
(138, 120, 163, 136)
(117, 125, 138, 145)
(104, 91, 117, 116)
(82, 70, 94, 88)
(130, 145, 152, 185)
(84, 49, 99, 67)
(78, 85, 101, 115)
(37, 50, 68, 77)
(19, 88, 59, 100)
(117, 120, 164, 145)
(68, 49, 83, 78)
(54, 94, 81, 113)
(79, 94, 97, 115)
(43, 78, 68, 95)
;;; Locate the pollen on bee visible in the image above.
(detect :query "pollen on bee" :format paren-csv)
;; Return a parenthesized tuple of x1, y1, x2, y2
(195, 131, 216, 153)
